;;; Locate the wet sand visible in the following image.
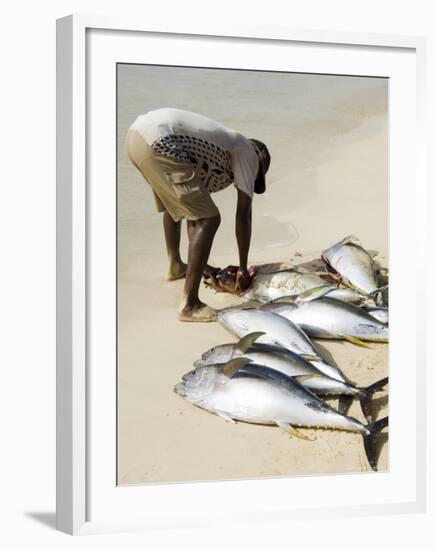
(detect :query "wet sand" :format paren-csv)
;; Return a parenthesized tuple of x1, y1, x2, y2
(117, 66, 388, 485)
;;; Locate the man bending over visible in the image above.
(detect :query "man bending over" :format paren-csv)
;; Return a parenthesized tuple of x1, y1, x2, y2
(126, 108, 270, 322)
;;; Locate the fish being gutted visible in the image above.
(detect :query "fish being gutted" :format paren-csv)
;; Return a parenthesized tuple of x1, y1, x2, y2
(205, 264, 366, 304)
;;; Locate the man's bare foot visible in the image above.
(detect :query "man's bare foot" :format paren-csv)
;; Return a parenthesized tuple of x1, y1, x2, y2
(165, 260, 187, 281)
(178, 302, 216, 322)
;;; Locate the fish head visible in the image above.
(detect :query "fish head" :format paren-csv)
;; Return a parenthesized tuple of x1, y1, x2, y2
(194, 343, 236, 367)
(204, 265, 255, 294)
(216, 307, 255, 337)
(174, 365, 223, 403)
(215, 265, 239, 292)
(173, 382, 187, 398)
(203, 265, 239, 294)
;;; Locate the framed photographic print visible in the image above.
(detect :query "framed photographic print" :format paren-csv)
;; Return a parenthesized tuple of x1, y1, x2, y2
(56, 15, 427, 535)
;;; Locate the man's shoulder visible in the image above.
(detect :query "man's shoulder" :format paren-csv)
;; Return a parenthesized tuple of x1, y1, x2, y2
(231, 134, 257, 161)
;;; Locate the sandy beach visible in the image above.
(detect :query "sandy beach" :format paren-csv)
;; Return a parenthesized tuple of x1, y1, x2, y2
(117, 65, 388, 485)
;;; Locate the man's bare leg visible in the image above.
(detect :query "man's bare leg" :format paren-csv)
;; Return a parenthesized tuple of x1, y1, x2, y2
(179, 215, 220, 322)
(163, 211, 187, 281)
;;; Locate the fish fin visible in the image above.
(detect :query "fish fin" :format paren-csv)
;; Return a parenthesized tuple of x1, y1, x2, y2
(338, 395, 355, 415)
(367, 285, 388, 306)
(366, 377, 389, 393)
(342, 335, 373, 348)
(324, 235, 361, 253)
(276, 422, 312, 441)
(337, 235, 361, 246)
(363, 417, 389, 471)
(292, 374, 322, 383)
(296, 285, 335, 303)
(368, 285, 389, 297)
(359, 377, 389, 422)
(221, 357, 253, 378)
(237, 331, 265, 353)
(301, 354, 320, 362)
(216, 411, 236, 424)
(271, 295, 296, 303)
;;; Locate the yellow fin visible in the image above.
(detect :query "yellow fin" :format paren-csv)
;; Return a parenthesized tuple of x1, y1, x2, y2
(296, 285, 334, 303)
(276, 422, 312, 441)
(343, 335, 373, 348)
(271, 295, 296, 303)
(292, 374, 322, 383)
(301, 354, 320, 362)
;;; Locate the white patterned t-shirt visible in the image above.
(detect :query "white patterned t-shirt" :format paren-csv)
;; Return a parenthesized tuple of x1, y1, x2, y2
(129, 108, 259, 197)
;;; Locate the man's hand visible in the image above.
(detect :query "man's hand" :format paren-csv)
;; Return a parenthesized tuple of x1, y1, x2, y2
(235, 268, 252, 294)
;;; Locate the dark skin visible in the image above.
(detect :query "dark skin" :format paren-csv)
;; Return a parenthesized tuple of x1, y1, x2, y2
(163, 189, 252, 321)
(234, 189, 252, 292)
(163, 211, 220, 282)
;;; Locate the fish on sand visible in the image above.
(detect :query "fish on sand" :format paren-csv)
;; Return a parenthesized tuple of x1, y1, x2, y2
(205, 264, 365, 304)
(262, 293, 389, 343)
(217, 307, 346, 382)
(195, 332, 388, 418)
(322, 235, 386, 302)
(175, 358, 388, 471)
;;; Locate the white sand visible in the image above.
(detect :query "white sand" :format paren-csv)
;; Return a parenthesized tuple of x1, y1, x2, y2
(117, 66, 388, 485)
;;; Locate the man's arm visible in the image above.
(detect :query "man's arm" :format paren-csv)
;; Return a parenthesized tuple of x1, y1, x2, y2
(235, 188, 252, 292)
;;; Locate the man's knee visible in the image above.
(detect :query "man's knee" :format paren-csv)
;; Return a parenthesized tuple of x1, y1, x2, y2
(193, 213, 221, 232)
(206, 213, 221, 232)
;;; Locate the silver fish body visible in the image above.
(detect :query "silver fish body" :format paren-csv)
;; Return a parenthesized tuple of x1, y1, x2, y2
(325, 287, 365, 304)
(262, 298, 389, 342)
(195, 342, 360, 397)
(195, 342, 316, 376)
(217, 307, 346, 381)
(362, 306, 389, 325)
(322, 236, 380, 296)
(176, 363, 367, 433)
(243, 270, 326, 302)
(243, 270, 364, 304)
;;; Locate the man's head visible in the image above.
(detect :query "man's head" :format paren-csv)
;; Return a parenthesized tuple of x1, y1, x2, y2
(249, 139, 271, 194)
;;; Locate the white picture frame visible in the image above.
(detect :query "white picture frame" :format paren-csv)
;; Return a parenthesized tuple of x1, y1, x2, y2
(56, 14, 427, 535)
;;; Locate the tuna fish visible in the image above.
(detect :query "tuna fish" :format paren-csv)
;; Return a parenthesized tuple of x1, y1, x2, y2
(205, 264, 365, 304)
(216, 307, 346, 382)
(195, 332, 388, 418)
(174, 358, 388, 471)
(262, 295, 389, 343)
(322, 235, 386, 302)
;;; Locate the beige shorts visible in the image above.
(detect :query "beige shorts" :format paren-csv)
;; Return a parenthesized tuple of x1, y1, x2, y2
(126, 130, 219, 222)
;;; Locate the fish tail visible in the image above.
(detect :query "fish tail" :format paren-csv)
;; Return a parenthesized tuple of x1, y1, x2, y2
(359, 377, 389, 422)
(367, 285, 388, 305)
(363, 416, 389, 471)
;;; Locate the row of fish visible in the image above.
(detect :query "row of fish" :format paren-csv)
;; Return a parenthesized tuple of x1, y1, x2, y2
(205, 235, 388, 306)
(175, 236, 389, 472)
